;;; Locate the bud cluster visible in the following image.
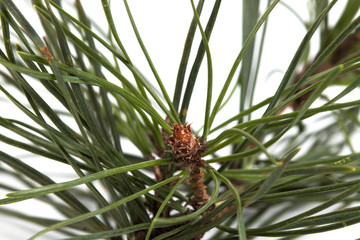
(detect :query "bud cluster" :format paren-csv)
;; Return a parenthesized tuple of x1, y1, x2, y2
(168, 123, 202, 164)
(168, 123, 209, 209)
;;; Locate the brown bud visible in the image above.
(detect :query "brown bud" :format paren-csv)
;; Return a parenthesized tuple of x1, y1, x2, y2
(168, 123, 202, 164)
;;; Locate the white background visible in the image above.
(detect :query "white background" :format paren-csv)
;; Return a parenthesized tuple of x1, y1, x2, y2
(1, 0, 360, 239)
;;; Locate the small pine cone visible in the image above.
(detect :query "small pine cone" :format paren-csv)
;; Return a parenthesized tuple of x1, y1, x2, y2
(168, 123, 210, 210)
(168, 123, 202, 165)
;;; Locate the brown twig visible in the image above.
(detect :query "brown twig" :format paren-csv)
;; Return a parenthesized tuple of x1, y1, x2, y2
(40, 46, 53, 63)
(281, 27, 360, 113)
